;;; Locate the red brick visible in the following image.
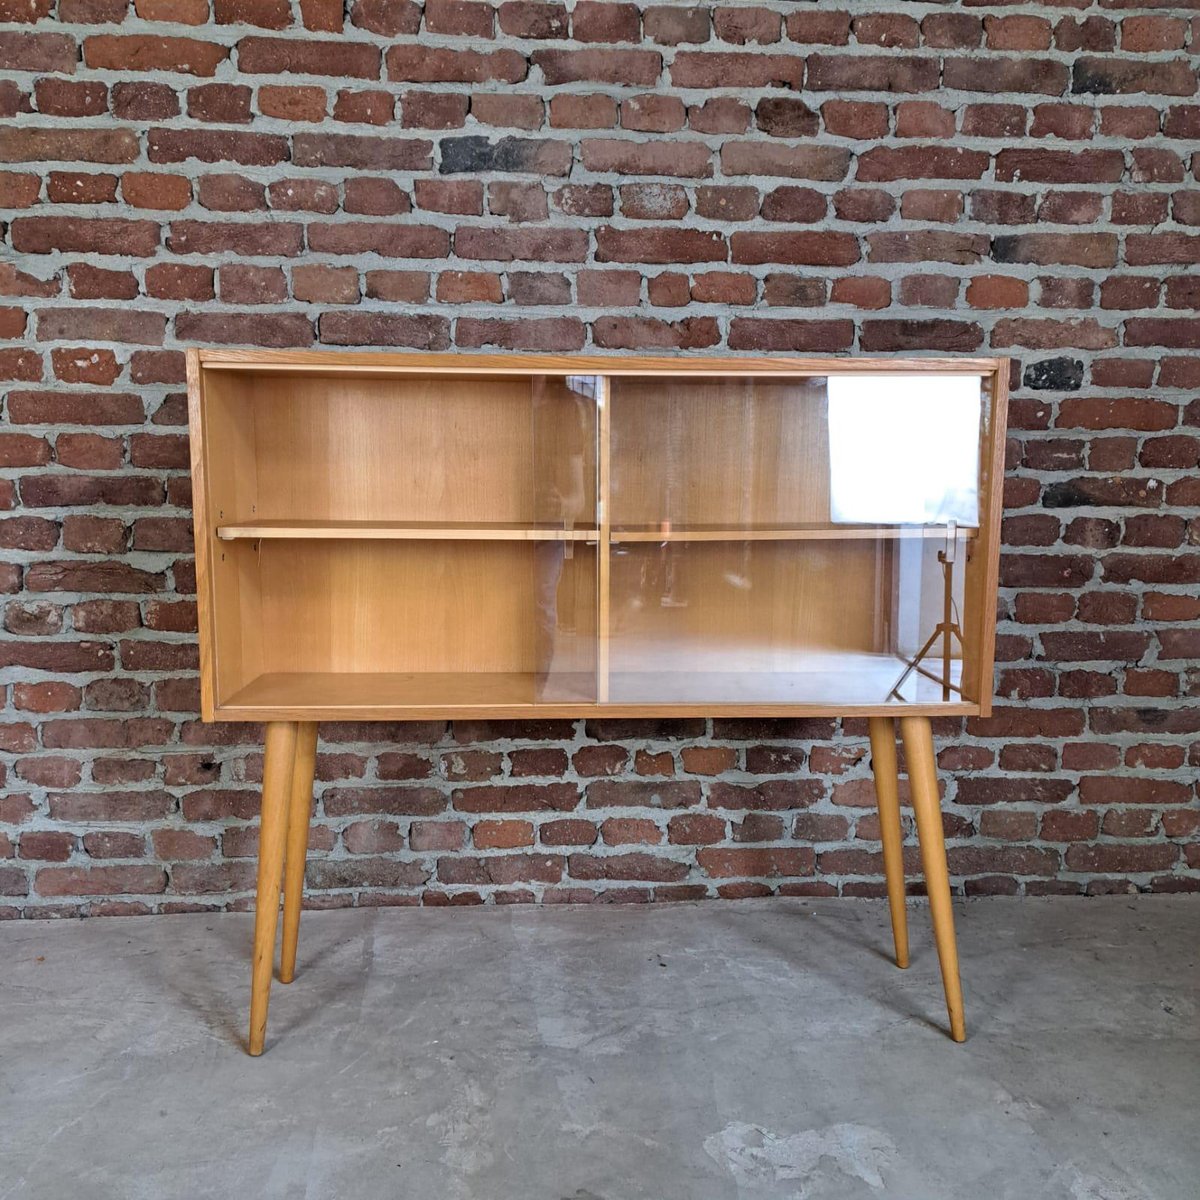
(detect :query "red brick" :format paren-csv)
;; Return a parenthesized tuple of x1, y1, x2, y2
(387, 45, 528, 83)
(214, 0, 291, 27)
(808, 53, 938, 92)
(549, 93, 617, 129)
(945, 56, 1067, 95)
(471, 93, 543, 130)
(293, 264, 360, 304)
(240, 36, 379, 79)
(1, 129, 138, 166)
(822, 100, 888, 139)
(334, 89, 394, 126)
(37, 866, 167, 896)
(425, 0, 492, 36)
(148, 128, 288, 167)
(188, 83, 252, 123)
(922, 13, 981, 48)
(268, 177, 339, 213)
(350, 0, 420, 35)
(84, 35, 229, 77)
(473, 820, 534, 849)
(0, 29, 76, 73)
(855, 13, 918, 48)
(985, 14, 1052, 50)
(967, 275, 1029, 309)
(696, 186, 758, 222)
(668, 813, 726, 845)
(830, 277, 889, 310)
(537, 819, 596, 846)
(122, 172, 191, 211)
(112, 81, 178, 119)
(786, 10, 849, 45)
(688, 97, 750, 134)
(573, 2, 640, 43)
(600, 817, 661, 845)
(672, 51, 803, 90)
(698, 848, 815, 879)
(258, 84, 325, 122)
(895, 102, 954, 138)
(568, 852, 685, 883)
(34, 79, 107, 117)
(723, 143, 848, 181)
(635, 3, 703, 41)
(1072, 56, 1195, 97)
(857, 145, 989, 181)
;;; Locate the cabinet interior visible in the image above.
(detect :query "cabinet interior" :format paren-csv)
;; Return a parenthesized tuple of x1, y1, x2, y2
(192, 355, 1003, 719)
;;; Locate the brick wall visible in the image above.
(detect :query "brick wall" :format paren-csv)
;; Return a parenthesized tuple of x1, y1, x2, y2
(1, 0, 1198, 916)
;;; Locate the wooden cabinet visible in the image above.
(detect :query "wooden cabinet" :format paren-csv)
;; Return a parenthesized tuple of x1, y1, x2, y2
(188, 349, 1009, 1053)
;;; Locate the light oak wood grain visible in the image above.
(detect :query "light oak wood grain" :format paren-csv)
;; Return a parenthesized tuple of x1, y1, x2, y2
(217, 521, 599, 542)
(198, 348, 1006, 377)
(249, 720, 296, 1056)
(609, 525, 978, 543)
(900, 714, 966, 1042)
(280, 722, 317, 987)
(868, 717, 909, 970)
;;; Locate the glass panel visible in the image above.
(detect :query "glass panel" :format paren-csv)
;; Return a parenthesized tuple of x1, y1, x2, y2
(234, 532, 597, 709)
(606, 374, 986, 706)
(533, 374, 599, 531)
(213, 371, 601, 710)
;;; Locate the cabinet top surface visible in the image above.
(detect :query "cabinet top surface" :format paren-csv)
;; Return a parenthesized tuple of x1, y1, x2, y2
(193, 348, 1009, 378)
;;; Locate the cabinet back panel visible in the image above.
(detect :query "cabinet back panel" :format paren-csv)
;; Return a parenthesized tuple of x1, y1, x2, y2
(610, 376, 831, 528)
(609, 541, 883, 669)
(240, 374, 595, 526)
(255, 541, 596, 677)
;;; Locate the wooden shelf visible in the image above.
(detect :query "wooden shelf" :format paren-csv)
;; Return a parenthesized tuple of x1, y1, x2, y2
(216, 667, 974, 720)
(216, 520, 599, 542)
(217, 521, 974, 544)
(609, 524, 978, 544)
(609, 651, 964, 705)
(222, 671, 598, 713)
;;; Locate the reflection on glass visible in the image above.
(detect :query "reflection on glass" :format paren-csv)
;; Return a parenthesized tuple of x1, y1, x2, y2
(827, 374, 982, 527)
(533, 374, 598, 531)
(604, 373, 988, 707)
(532, 375, 600, 702)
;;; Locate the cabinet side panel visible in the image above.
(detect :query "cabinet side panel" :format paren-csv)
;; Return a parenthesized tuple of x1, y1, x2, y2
(960, 364, 1008, 710)
(188, 351, 217, 720)
(198, 368, 264, 707)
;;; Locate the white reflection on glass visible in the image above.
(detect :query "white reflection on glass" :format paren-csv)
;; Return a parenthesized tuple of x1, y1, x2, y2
(827, 374, 982, 526)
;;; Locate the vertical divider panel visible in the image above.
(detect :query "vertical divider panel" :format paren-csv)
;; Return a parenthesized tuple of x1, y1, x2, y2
(596, 375, 612, 703)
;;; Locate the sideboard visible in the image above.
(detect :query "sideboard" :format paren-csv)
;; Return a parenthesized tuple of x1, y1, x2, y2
(187, 349, 1009, 1054)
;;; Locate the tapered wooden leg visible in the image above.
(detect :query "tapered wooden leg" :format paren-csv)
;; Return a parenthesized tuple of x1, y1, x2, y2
(280, 722, 317, 986)
(868, 716, 909, 970)
(248, 720, 297, 1057)
(899, 715, 966, 1042)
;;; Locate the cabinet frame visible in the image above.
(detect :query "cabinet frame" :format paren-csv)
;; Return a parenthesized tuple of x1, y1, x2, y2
(188, 349, 1009, 724)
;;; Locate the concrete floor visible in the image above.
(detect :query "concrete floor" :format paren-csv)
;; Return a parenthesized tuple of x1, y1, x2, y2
(0, 898, 1196, 1200)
